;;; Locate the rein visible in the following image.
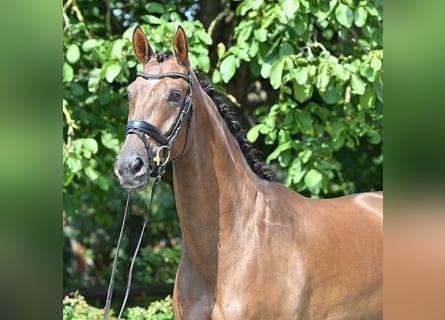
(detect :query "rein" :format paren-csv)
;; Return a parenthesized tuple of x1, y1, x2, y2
(103, 173, 162, 320)
(103, 71, 194, 319)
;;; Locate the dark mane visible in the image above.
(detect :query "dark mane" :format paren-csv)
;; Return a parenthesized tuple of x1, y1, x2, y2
(194, 71, 275, 181)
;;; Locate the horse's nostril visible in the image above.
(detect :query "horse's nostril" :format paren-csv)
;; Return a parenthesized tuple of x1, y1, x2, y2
(131, 157, 144, 174)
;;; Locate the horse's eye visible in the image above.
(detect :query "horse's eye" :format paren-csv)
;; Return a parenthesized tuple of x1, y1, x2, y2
(169, 90, 182, 104)
(124, 89, 130, 99)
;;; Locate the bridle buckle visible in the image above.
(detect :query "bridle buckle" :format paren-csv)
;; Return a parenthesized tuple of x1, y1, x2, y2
(153, 145, 170, 167)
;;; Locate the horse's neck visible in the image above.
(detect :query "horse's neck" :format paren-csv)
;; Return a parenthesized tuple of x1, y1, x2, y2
(172, 82, 258, 271)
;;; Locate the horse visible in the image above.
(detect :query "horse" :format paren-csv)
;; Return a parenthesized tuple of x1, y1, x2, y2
(114, 25, 383, 320)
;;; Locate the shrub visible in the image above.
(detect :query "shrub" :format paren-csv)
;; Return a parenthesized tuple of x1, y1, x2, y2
(62, 292, 174, 320)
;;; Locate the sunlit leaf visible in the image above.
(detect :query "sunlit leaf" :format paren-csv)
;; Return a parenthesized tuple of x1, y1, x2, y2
(316, 63, 330, 90)
(81, 39, 102, 51)
(83, 138, 98, 154)
(270, 59, 284, 89)
(335, 3, 353, 28)
(105, 63, 122, 83)
(63, 63, 73, 83)
(351, 74, 366, 94)
(84, 166, 98, 181)
(294, 66, 309, 85)
(354, 7, 368, 27)
(220, 55, 238, 83)
(254, 29, 267, 42)
(66, 44, 80, 64)
(304, 169, 323, 194)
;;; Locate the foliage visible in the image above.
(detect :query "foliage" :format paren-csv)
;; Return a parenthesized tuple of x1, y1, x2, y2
(124, 295, 174, 320)
(63, 291, 108, 320)
(213, 0, 383, 197)
(63, 292, 173, 320)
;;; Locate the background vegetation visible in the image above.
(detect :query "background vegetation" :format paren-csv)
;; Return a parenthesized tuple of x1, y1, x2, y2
(63, 0, 382, 317)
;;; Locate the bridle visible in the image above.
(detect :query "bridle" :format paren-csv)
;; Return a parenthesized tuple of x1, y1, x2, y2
(125, 71, 195, 178)
(104, 70, 195, 320)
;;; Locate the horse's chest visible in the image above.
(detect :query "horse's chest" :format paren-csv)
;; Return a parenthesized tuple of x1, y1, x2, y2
(210, 251, 303, 319)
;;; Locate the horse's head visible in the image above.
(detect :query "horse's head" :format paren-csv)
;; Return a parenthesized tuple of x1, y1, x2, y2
(115, 25, 193, 190)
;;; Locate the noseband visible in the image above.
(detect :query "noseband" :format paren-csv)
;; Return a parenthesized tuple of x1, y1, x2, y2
(125, 71, 194, 177)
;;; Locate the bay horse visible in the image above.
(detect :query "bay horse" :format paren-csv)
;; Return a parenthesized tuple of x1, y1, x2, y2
(114, 25, 383, 319)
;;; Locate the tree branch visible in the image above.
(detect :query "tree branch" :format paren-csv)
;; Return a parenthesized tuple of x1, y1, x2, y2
(63, 0, 74, 33)
(207, 1, 231, 39)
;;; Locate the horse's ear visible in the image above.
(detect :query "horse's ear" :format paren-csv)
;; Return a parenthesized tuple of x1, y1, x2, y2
(173, 25, 189, 66)
(132, 26, 153, 64)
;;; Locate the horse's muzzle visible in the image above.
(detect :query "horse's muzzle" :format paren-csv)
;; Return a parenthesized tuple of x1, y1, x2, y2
(114, 153, 150, 191)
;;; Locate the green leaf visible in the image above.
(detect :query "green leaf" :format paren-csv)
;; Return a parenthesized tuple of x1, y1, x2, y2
(250, 0, 264, 11)
(354, 7, 368, 27)
(287, 158, 305, 184)
(332, 64, 350, 81)
(101, 132, 120, 152)
(212, 69, 222, 83)
(295, 18, 308, 35)
(66, 157, 82, 173)
(66, 44, 80, 64)
(195, 55, 211, 72)
(370, 56, 382, 71)
(195, 30, 212, 45)
(247, 124, 263, 142)
(141, 15, 162, 25)
(373, 79, 383, 102)
(270, 59, 284, 89)
(298, 149, 313, 163)
(83, 138, 98, 154)
(267, 141, 292, 162)
(293, 82, 313, 103)
(237, 24, 253, 42)
(216, 43, 226, 60)
(330, 121, 345, 138)
(97, 176, 109, 191)
(231, 47, 250, 62)
(249, 40, 259, 57)
(81, 39, 102, 51)
(253, 29, 268, 42)
(88, 68, 101, 92)
(350, 74, 366, 95)
(367, 129, 382, 144)
(304, 169, 323, 193)
(282, 0, 300, 20)
(105, 63, 122, 83)
(278, 149, 292, 167)
(359, 86, 376, 108)
(279, 43, 294, 56)
(260, 61, 273, 78)
(84, 166, 98, 181)
(294, 66, 309, 85)
(316, 63, 330, 90)
(111, 39, 126, 58)
(320, 85, 340, 104)
(63, 62, 73, 83)
(344, 63, 357, 73)
(335, 3, 353, 28)
(220, 55, 238, 83)
(145, 2, 165, 14)
(366, 6, 380, 17)
(296, 109, 313, 132)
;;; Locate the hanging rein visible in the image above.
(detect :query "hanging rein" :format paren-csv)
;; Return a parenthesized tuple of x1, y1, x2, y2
(103, 71, 194, 320)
